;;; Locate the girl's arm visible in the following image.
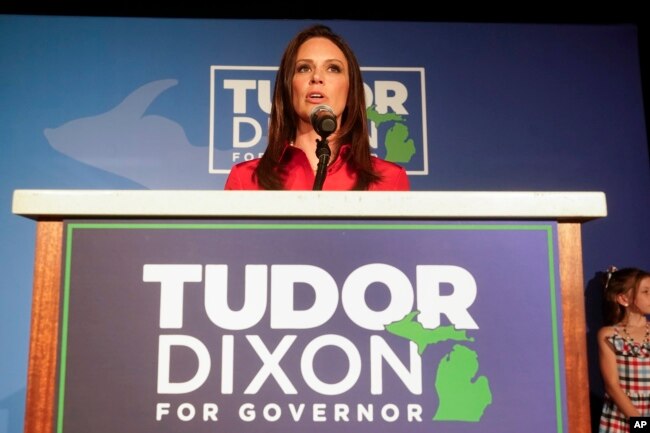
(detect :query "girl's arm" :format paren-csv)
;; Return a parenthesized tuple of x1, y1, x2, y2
(598, 326, 642, 417)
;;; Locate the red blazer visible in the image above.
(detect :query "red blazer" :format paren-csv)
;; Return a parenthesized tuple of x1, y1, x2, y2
(224, 144, 410, 191)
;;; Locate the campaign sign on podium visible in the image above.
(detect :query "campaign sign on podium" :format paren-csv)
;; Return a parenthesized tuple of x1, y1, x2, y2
(56, 219, 565, 433)
(14, 189, 606, 433)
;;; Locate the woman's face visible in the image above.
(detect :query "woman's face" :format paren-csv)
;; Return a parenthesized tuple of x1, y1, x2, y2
(291, 37, 349, 129)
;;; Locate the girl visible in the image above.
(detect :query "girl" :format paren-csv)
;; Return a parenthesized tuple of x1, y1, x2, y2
(598, 266, 650, 432)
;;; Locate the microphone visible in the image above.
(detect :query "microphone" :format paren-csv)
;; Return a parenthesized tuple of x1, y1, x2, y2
(310, 105, 337, 137)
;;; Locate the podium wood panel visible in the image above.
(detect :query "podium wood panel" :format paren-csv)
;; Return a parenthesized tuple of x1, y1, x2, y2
(24, 221, 62, 433)
(559, 223, 591, 433)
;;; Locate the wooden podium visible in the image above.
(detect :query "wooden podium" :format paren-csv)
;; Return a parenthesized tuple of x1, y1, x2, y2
(12, 189, 607, 433)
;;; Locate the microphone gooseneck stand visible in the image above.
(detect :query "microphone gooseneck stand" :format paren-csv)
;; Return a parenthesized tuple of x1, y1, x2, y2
(312, 136, 331, 191)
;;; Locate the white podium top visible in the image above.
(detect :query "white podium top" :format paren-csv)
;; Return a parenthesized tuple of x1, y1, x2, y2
(11, 189, 607, 221)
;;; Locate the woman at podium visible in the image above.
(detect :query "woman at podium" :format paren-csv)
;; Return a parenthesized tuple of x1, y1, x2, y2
(224, 24, 410, 191)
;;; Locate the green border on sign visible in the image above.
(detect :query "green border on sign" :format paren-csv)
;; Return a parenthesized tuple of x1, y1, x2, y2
(57, 221, 563, 433)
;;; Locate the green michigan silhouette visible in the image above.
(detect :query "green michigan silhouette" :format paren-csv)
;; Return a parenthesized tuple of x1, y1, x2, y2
(385, 311, 492, 422)
(433, 344, 492, 421)
(367, 105, 416, 163)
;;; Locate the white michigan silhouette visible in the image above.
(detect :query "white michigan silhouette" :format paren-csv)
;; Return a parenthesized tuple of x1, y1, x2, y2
(44, 79, 228, 189)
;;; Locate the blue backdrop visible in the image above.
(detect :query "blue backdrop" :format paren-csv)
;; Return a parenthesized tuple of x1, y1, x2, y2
(1, 15, 648, 433)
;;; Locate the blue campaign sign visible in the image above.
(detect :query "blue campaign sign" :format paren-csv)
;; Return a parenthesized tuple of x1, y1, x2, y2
(58, 220, 565, 433)
(210, 66, 427, 174)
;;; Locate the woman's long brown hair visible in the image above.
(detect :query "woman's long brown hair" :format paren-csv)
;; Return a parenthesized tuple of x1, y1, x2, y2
(254, 24, 380, 190)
